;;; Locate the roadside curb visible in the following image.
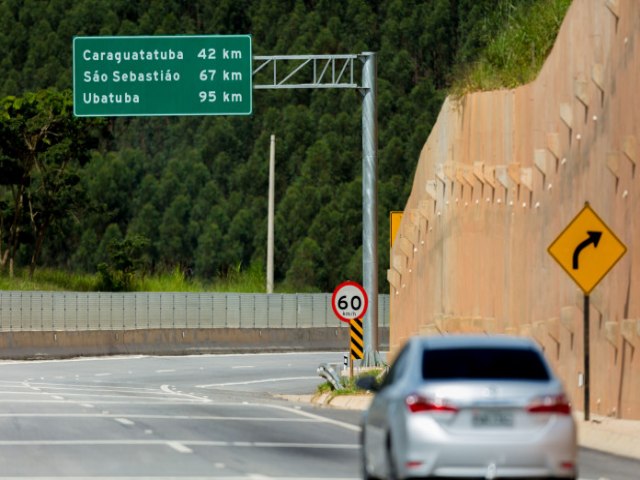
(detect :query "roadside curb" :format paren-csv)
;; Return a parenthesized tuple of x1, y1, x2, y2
(316, 393, 373, 410)
(276, 392, 372, 411)
(575, 412, 640, 461)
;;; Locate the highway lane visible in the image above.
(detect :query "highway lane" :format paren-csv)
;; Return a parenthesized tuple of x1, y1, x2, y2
(0, 352, 360, 479)
(0, 352, 637, 479)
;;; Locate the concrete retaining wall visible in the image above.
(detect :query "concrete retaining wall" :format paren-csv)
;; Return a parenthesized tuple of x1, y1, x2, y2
(389, 0, 640, 418)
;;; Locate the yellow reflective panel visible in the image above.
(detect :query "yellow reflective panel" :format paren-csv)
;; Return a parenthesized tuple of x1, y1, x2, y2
(390, 211, 403, 248)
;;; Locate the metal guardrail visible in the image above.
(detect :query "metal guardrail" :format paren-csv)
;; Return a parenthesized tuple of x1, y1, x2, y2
(317, 363, 344, 390)
(0, 292, 390, 332)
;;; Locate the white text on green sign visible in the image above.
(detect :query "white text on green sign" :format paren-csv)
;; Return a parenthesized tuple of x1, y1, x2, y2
(73, 35, 252, 117)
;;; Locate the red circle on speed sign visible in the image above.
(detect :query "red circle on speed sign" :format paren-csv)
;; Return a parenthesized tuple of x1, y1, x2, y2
(332, 281, 368, 323)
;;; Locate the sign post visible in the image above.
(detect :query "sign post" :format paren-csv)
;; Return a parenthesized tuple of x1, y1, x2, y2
(349, 318, 364, 378)
(332, 281, 369, 379)
(548, 202, 627, 420)
(73, 35, 252, 117)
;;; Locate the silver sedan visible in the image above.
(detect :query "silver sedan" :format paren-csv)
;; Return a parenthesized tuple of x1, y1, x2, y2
(358, 335, 577, 480)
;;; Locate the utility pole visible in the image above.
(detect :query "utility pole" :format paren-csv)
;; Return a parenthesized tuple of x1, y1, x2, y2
(360, 52, 380, 366)
(267, 134, 275, 294)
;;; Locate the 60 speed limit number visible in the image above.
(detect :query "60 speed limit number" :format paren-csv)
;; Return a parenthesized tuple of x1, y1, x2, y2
(331, 281, 369, 323)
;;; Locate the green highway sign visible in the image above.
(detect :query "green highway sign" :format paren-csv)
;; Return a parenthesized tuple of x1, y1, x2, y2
(73, 35, 252, 117)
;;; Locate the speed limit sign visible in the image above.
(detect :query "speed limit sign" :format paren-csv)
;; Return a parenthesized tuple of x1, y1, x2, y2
(332, 281, 369, 323)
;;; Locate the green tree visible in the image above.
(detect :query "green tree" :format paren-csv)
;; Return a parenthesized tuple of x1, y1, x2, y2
(157, 194, 192, 270)
(286, 237, 324, 291)
(195, 222, 224, 279)
(0, 89, 103, 277)
(97, 234, 150, 291)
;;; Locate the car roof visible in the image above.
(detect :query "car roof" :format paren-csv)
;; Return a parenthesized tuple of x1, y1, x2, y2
(412, 334, 541, 350)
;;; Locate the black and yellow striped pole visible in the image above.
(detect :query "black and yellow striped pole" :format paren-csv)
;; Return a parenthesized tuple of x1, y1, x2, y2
(350, 317, 364, 378)
(331, 281, 369, 378)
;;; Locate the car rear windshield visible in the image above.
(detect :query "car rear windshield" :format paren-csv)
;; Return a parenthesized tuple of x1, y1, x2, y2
(422, 348, 550, 381)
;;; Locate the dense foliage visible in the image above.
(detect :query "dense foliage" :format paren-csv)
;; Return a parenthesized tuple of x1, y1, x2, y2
(0, 0, 568, 292)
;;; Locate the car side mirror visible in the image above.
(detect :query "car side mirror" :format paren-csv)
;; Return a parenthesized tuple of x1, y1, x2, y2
(356, 375, 380, 392)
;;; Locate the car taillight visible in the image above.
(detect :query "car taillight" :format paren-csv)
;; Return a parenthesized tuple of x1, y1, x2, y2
(527, 394, 572, 415)
(405, 393, 458, 413)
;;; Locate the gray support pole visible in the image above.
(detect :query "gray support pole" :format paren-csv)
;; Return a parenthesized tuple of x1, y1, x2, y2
(361, 52, 380, 366)
(267, 134, 276, 293)
(584, 294, 590, 421)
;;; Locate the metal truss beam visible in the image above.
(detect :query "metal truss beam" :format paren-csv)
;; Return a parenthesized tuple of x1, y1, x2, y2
(253, 54, 358, 89)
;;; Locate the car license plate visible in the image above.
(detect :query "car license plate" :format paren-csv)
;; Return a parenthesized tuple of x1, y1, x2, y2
(472, 410, 514, 427)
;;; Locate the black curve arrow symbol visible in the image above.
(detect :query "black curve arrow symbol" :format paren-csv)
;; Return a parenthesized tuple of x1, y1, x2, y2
(572, 231, 603, 270)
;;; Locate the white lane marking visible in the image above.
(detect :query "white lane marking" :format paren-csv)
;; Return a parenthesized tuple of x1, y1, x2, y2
(257, 403, 361, 432)
(247, 475, 270, 480)
(161, 384, 211, 403)
(20, 381, 160, 392)
(167, 441, 193, 453)
(81, 404, 94, 408)
(0, 355, 146, 366)
(0, 391, 54, 396)
(0, 400, 362, 434)
(156, 369, 176, 373)
(161, 351, 342, 358)
(3, 381, 206, 401)
(232, 366, 255, 369)
(197, 376, 318, 388)
(0, 400, 214, 405)
(0, 392, 204, 403)
(21, 382, 41, 392)
(0, 413, 320, 423)
(0, 440, 359, 449)
(251, 442, 359, 449)
(1, 389, 167, 399)
(95, 373, 112, 377)
(114, 418, 135, 426)
(0, 351, 341, 367)
(0, 477, 358, 480)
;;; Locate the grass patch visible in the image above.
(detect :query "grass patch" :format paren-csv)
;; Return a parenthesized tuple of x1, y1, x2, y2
(0, 268, 99, 291)
(209, 262, 268, 293)
(0, 262, 292, 293)
(452, 0, 572, 95)
(136, 267, 207, 292)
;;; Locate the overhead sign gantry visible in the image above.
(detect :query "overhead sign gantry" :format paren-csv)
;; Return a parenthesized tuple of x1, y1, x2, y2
(73, 36, 381, 366)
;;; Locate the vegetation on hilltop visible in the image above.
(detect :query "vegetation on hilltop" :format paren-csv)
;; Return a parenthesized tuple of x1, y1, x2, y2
(0, 0, 571, 292)
(453, 0, 572, 94)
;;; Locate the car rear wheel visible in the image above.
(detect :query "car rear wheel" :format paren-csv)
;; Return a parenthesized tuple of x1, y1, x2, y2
(386, 435, 398, 480)
(360, 428, 379, 480)
(361, 463, 378, 480)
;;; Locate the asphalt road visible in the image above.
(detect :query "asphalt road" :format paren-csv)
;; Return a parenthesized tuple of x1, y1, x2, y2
(0, 352, 636, 479)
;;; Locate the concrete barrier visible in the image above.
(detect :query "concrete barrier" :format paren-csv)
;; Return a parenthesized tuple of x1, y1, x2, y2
(0, 327, 390, 360)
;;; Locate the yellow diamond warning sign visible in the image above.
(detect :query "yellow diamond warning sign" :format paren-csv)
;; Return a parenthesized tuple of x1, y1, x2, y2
(548, 203, 626, 295)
